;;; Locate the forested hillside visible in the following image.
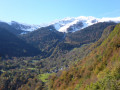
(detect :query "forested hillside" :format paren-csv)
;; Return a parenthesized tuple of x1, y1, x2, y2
(49, 24, 120, 90)
(20, 25, 64, 58)
(65, 22, 116, 45)
(35, 22, 116, 73)
(0, 27, 42, 57)
(0, 22, 23, 35)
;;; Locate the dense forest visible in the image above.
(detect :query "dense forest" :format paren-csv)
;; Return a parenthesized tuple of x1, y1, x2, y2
(0, 22, 120, 90)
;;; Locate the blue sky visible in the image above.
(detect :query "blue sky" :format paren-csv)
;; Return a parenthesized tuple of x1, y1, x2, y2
(0, 0, 120, 24)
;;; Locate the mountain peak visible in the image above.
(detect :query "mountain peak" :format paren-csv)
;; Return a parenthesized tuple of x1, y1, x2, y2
(51, 16, 98, 33)
(8, 21, 41, 32)
(51, 16, 120, 33)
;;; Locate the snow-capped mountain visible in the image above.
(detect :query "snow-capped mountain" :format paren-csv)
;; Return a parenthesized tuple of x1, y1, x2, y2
(51, 16, 120, 33)
(51, 16, 98, 32)
(1, 16, 120, 34)
(9, 21, 41, 32)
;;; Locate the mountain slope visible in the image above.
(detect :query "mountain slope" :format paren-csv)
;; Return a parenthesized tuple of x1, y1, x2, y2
(0, 21, 23, 35)
(0, 27, 42, 57)
(20, 25, 64, 57)
(9, 21, 41, 32)
(49, 23, 120, 90)
(65, 22, 116, 45)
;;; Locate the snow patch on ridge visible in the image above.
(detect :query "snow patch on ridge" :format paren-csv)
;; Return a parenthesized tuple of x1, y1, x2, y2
(51, 16, 120, 33)
(9, 21, 42, 32)
(99, 17, 120, 23)
(52, 16, 98, 32)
